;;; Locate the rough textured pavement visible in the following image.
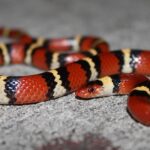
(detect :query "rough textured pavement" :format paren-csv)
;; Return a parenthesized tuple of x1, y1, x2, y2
(0, 0, 150, 150)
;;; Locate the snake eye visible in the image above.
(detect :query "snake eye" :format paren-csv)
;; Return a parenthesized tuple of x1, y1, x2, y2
(88, 86, 95, 93)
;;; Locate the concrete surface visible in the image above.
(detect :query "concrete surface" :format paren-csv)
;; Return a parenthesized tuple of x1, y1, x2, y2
(0, 0, 150, 149)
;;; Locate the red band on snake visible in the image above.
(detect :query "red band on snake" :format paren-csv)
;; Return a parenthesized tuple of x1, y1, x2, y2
(0, 27, 150, 126)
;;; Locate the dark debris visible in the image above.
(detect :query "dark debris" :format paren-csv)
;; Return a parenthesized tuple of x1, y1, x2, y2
(36, 133, 120, 150)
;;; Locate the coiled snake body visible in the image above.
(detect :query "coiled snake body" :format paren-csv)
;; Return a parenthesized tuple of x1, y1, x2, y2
(0, 27, 150, 126)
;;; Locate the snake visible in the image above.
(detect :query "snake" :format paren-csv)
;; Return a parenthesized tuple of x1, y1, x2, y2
(0, 27, 150, 126)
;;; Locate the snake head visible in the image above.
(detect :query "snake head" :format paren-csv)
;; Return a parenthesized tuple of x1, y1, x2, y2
(75, 81, 102, 99)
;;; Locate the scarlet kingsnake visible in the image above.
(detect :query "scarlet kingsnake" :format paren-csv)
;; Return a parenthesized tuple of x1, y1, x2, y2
(0, 27, 150, 126)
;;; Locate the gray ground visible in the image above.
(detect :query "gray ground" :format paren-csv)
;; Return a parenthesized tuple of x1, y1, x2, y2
(0, 0, 150, 150)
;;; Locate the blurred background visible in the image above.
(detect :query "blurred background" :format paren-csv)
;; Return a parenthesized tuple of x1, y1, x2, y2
(1, 0, 150, 49)
(0, 0, 150, 150)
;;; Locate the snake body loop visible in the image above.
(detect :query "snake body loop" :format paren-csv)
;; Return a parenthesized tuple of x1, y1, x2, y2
(0, 27, 150, 126)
